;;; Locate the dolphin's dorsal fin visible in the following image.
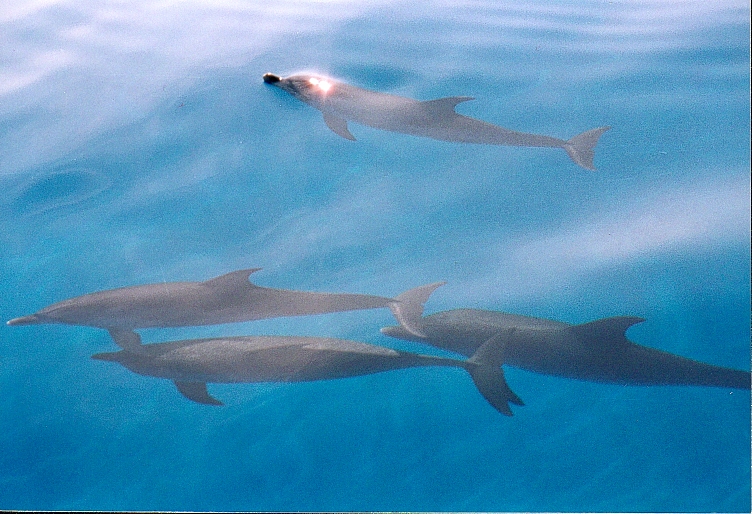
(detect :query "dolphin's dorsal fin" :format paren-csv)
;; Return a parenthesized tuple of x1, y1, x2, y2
(571, 316, 646, 348)
(388, 282, 446, 338)
(202, 268, 262, 290)
(108, 328, 143, 351)
(322, 112, 356, 141)
(174, 381, 223, 406)
(420, 96, 475, 114)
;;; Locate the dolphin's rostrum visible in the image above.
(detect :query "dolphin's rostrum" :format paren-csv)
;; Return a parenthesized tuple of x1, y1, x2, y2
(7, 268, 439, 349)
(92, 334, 522, 415)
(263, 72, 610, 170)
(381, 284, 750, 414)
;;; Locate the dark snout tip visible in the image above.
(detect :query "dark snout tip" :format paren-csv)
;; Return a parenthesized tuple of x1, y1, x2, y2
(263, 73, 281, 84)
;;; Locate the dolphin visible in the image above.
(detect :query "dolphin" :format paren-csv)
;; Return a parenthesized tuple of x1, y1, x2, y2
(91, 333, 521, 415)
(7, 268, 440, 350)
(380, 284, 750, 414)
(263, 72, 610, 171)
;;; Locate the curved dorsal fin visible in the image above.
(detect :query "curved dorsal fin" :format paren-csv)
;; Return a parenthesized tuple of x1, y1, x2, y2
(420, 96, 475, 114)
(202, 268, 262, 289)
(572, 316, 646, 347)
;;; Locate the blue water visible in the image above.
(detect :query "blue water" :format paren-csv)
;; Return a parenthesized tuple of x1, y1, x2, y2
(1, 0, 749, 511)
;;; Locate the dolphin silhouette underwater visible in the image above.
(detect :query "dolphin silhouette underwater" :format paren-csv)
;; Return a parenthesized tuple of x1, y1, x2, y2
(91, 333, 520, 414)
(7, 268, 438, 350)
(263, 72, 610, 170)
(380, 284, 750, 415)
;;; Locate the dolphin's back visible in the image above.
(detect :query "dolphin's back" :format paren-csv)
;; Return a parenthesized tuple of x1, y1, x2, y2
(28, 282, 199, 328)
(562, 318, 751, 389)
(106, 336, 460, 384)
(7, 268, 398, 332)
(583, 341, 751, 389)
(385, 309, 751, 390)
(417, 309, 569, 356)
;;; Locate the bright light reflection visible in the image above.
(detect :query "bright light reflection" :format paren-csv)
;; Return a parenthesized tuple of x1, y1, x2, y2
(308, 77, 332, 92)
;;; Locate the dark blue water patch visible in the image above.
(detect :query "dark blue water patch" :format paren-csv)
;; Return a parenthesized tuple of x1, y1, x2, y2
(9, 168, 111, 217)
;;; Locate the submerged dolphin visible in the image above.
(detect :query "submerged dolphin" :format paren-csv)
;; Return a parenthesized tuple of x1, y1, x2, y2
(7, 268, 439, 350)
(380, 284, 750, 415)
(91, 333, 520, 415)
(263, 72, 610, 170)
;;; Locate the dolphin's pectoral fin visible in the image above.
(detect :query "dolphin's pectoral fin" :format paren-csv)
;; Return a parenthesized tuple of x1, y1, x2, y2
(322, 113, 356, 141)
(420, 96, 475, 115)
(203, 268, 262, 290)
(174, 381, 223, 406)
(107, 328, 143, 351)
(572, 316, 646, 349)
(386, 282, 446, 339)
(466, 330, 524, 416)
(468, 329, 516, 367)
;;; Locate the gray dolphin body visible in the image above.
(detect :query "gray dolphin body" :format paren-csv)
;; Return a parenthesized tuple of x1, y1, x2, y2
(263, 72, 610, 170)
(91, 334, 520, 415)
(7, 268, 438, 349)
(380, 285, 750, 414)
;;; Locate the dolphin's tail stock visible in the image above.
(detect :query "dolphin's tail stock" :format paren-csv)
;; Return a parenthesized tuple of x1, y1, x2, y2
(563, 126, 610, 171)
(387, 281, 446, 339)
(465, 331, 524, 416)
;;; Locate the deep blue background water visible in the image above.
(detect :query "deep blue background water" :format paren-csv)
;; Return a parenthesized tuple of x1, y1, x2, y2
(1, 0, 749, 511)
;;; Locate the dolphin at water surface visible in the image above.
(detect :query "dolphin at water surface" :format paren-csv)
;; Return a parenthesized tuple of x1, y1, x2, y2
(7, 268, 439, 350)
(380, 284, 750, 415)
(263, 72, 610, 170)
(92, 333, 520, 415)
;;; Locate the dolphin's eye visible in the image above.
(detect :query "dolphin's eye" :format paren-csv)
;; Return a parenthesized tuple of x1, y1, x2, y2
(308, 77, 332, 93)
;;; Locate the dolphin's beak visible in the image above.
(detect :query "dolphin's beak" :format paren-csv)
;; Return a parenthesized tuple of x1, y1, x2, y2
(91, 352, 121, 362)
(263, 73, 281, 84)
(7, 314, 39, 326)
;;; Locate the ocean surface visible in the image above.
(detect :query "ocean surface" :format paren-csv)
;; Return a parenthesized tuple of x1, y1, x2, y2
(1, 0, 749, 511)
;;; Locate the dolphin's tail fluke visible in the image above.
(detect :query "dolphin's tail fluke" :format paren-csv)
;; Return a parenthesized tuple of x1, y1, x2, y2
(466, 331, 524, 416)
(563, 126, 610, 171)
(388, 281, 446, 339)
(6, 314, 41, 326)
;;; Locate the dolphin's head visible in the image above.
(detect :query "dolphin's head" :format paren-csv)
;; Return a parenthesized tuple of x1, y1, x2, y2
(92, 348, 155, 375)
(262, 72, 336, 105)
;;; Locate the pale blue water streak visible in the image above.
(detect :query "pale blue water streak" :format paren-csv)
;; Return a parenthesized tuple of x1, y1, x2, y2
(0, 0, 749, 511)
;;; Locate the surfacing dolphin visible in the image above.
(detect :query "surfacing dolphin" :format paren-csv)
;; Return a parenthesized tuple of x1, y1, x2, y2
(263, 72, 610, 171)
(380, 284, 750, 415)
(91, 333, 520, 415)
(7, 268, 440, 350)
